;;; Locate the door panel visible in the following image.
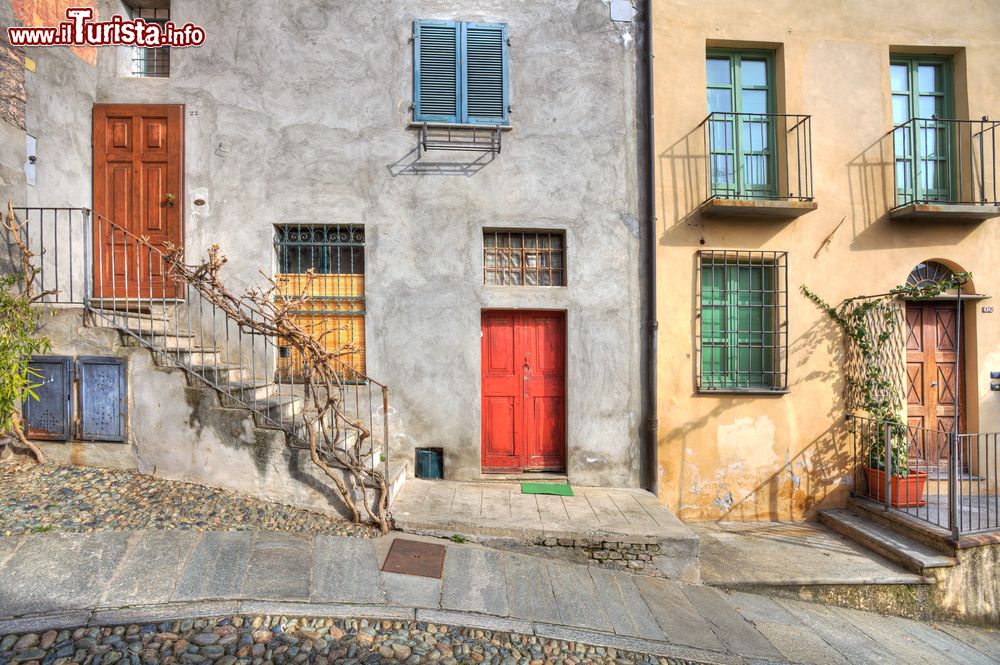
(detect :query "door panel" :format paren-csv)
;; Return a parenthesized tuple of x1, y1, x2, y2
(481, 311, 566, 472)
(905, 301, 965, 466)
(93, 104, 183, 299)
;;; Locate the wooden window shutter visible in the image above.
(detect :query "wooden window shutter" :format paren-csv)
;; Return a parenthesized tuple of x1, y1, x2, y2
(462, 22, 509, 125)
(414, 20, 461, 123)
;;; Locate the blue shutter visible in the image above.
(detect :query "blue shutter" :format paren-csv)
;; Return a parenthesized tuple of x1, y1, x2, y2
(414, 20, 460, 123)
(78, 357, 128, 442)
(22, 356, 73, 441)
(461, 22, 509, 125)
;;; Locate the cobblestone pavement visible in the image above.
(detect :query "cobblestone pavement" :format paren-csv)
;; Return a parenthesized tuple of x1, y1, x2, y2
(0, 616, 685, 665)
(0, 462, 374, 538)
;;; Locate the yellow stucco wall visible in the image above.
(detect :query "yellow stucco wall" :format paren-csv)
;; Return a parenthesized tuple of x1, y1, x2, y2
(652, 0, 1000, 522)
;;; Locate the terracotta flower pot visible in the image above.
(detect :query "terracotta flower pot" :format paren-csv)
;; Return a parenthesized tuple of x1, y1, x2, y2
(864, 467, 927, 507)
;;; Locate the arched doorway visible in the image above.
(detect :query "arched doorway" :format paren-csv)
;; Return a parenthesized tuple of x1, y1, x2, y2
(904, 261, 967, 471)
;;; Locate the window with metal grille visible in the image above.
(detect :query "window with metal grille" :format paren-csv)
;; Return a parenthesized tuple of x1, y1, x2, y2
(129, 5, 170, 78)
(413, 20, 509, 125)
(274, 225, 366, 381)
(484, 230, 565, 287)
(697, 250, 788, 392)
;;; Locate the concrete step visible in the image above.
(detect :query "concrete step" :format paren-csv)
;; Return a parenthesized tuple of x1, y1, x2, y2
(819, 509, 959, 574)
(386, 459, 408, 507)
(160, 345, 223, 366)
(225, 379, 279, 402)
(255, 395, 303, 422)
(187, 362, 246, 385)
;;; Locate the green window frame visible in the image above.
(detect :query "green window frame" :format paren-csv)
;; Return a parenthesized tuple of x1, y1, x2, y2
(706, 49, 777, 199)
(697, 250, 788, 392)
(890, 54, 954, 205)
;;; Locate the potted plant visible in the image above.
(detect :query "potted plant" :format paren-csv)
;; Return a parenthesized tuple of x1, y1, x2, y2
(861, 418, 926, 508)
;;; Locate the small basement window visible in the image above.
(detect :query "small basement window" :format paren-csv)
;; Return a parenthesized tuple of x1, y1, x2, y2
(484, 230, 565, 287)
(129, 4, 170, 78)
(697, 250, 788, 392)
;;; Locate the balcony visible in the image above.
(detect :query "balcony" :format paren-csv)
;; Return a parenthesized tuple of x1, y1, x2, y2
(889, 117, 1000, 221)
(699, 112, 817, 218)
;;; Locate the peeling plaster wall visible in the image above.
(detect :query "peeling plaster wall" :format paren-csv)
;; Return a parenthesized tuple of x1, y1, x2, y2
(652, 0, 1000, 521)
(5, 1, 646, 487)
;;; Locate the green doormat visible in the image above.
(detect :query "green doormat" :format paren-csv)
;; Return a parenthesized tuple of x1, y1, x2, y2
(521, 482, 574, 496)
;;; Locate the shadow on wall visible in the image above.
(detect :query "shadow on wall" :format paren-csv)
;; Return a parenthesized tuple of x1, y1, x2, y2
(656, 124, 792, 248)
(387, 147, 496, 177)
(666, 302, 851, 521)
(847, 130, 979, 250)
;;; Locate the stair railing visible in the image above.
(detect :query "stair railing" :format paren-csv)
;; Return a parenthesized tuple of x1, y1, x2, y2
(86, 209, 389, 481)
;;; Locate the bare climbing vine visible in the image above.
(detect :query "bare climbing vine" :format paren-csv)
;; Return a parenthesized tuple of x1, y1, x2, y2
(802, 271, 970, 474)
(162, 243, 390, 533)
(1, 203, 55, 464)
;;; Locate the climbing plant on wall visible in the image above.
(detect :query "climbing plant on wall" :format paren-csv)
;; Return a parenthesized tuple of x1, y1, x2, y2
(1, 203, 53, 463)
(802, 271, 970, 475)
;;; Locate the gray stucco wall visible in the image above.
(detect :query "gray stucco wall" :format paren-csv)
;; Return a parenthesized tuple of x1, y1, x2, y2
(10, 0, 646, 487)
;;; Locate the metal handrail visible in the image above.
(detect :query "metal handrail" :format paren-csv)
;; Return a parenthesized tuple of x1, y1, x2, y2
(83, 208, 390, 482)
(890, 116, 1000, 209)
(701, 111, 814, 203)
(848, 414, 999, 538)
(6, 207, 90, 305)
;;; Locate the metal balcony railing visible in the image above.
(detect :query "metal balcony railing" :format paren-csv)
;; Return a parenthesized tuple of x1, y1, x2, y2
(849, 414, 999, 538)
(891, 116, 1000, 209)
(702, 112, 814, 203)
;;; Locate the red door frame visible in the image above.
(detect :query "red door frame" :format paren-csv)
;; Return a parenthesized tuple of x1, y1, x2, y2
(481, 310, 567, 473)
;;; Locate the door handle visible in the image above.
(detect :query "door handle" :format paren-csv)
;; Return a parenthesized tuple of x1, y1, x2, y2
(165, 193, 176, 207)
(931, 381, 938, 387)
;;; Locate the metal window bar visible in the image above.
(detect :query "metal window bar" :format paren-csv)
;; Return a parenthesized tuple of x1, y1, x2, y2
(6, 207, 87, 305)
(702, 112, 813, 203)
(130, 7, 170, 78)
(274, 225, 367, 384)
(848, 414, 1000, 536)
(696, 249, 788, 392)
(483, 230, 566, 287)
(891, 117, 1000, 209)
(419, 124, 502, 155)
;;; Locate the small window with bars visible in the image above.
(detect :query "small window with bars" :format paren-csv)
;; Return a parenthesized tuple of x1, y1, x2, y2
(129, 5, 170, 78)
(484, 230, 565, 287)
(697, 250, 788, 392)
(274, 225, 366, 381)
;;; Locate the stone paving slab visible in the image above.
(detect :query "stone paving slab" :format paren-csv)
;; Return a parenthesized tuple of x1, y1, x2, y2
(172, 531, 254, 602)
(103, 531, 200, 606)
(1, 530, 998, 665)
(312, 536, 384, 604)
(546, 560, 613, 632)
(440, 546, 509, 616)
(503, 552, 561, 624)
(241, 531, 313, 601)
(0, 532, 128, 616)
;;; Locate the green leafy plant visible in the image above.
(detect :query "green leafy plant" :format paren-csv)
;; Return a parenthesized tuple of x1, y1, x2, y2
(802, 270, 970, 476)
(449, 534, 468, 544)
(1, 204, 54, 462)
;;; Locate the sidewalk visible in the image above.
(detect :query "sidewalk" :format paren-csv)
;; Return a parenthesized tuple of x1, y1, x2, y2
(1, 531, 998, 665)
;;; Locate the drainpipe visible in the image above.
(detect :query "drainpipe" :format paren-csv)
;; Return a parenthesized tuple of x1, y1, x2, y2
(641, 0, 659, 494)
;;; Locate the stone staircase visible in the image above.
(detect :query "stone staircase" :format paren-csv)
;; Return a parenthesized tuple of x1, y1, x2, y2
(90, 304, 409, 509)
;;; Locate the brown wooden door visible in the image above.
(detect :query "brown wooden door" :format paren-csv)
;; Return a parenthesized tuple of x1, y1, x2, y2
(481, 311, 566, 473)
(93, 104, 183, 299)
(906, 301, 965, 463)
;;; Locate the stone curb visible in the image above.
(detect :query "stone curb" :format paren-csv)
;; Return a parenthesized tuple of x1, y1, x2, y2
(0, 599, 738, 665)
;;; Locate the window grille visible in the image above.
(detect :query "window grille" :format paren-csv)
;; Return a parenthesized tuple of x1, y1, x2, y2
(484, 230, 565, 287)
(697, 250, 788, 392)
(274, 225, 366, 381)
(129, 6, 170, 78)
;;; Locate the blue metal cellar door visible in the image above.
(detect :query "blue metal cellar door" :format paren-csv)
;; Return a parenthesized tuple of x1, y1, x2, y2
(22, 356, 73, 441)
(78, 357, 128, 442)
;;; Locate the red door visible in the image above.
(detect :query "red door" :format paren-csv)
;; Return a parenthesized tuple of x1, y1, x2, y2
(481, 311, 566, 472)
(93, 104, 184, 299)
